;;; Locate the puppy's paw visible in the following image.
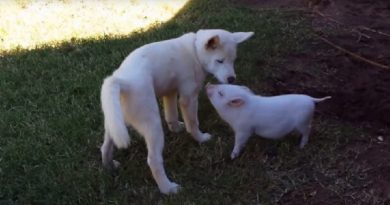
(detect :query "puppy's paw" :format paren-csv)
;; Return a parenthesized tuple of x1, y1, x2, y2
(113, 160, 121, 169)
(168, 121, 185, 133)
(160, 182, 180, 195)
(197, 133, 212, 143)
(103, 160, 121, 176)
(230, 151, 239, 160)
(299, 140, 308, 149)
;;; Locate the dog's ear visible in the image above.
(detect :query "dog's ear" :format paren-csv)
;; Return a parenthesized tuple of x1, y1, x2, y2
(205, 35, 220, 50)
(227, 97, 245, 107)
(232, 32, 254, 44)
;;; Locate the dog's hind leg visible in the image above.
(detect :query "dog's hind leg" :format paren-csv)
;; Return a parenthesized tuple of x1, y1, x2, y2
(133, 115, 179, 194)
(101, 131, 120, 172)
(163, 92, 184, 133)
(128, 89, 179, 194)
(143, 123, 180, 194)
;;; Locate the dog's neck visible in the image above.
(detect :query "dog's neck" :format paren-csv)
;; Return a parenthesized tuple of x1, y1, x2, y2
(191, 33, 206, 85)
(192, 35, 202, 68)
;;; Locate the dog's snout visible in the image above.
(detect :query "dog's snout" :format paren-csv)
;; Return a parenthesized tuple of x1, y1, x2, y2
(227, 76, 235, 84)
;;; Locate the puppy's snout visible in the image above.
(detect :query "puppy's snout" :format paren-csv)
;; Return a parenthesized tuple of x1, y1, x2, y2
(227, 76, 235, 84)
(206, 89, 213, 97)
(206, 83, 215, 97)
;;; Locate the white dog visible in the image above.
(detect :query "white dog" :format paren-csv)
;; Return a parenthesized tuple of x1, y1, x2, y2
(206, 83, 331, 159)
(100, 29, 254, 194)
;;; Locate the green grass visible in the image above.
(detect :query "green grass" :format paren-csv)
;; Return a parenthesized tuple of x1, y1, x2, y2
(0, 0, 376, 204)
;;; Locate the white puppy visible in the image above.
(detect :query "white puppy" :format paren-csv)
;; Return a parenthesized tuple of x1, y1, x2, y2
(206, 83, 331, 159)
(100, 29, 254, 194)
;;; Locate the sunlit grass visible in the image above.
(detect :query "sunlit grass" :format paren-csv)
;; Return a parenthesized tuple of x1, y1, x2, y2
(0, 0, 189, 51)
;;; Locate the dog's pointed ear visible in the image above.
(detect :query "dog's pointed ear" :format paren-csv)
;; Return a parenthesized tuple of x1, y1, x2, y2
(232, 32, 254, 44)
(205, 35, 220, 50)
(227, 97, 245, 107)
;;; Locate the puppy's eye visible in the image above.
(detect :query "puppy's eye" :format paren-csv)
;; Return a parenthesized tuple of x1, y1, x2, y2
(218, 91, 224, 97)
(216, 59, 224, 64)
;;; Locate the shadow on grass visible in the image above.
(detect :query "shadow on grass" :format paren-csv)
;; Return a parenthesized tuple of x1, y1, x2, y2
(0, 0, 374, 204)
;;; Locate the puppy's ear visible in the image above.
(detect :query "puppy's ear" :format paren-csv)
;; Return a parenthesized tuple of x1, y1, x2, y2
(205, 35, 220, 50)
(227, 98, 245, 107)
(232, 32, 254, 43)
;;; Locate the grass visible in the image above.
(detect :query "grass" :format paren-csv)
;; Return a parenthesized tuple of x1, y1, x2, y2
(0, 0, 379, 204)
(0, 0, 188, 51)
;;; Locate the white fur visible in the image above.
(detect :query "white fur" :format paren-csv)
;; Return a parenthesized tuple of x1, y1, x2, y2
(206, 83, 331, 159)
(100, 29, 254, 194)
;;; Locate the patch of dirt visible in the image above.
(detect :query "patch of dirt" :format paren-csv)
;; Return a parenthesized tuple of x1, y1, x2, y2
(235, 0, 390, 128)
(354, 139, 390, 203)
(272, 45, 390, 128)
(235, 0, 390, 204)
(279, 182, 344, 205)
(277, 137, 390, 205)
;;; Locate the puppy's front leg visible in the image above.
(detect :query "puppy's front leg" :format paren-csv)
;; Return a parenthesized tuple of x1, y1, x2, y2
(231, 131, 251, 159)
(163, 92, 184, 133)
(179, 95, 211, 142)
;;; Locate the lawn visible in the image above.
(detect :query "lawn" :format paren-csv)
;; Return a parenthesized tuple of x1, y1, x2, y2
(0, 0, 187, 51)
(0, 0, 384, 204)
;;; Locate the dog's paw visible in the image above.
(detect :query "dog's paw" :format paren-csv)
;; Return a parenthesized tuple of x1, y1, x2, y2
(159, 182, 180, 195)
(103, 160, 121, 176)
(113, 160, 121, 169)
(230, 152, 239, 160)
(198, 133, 212, 143)
(168, 121, 185, 133)
(299, 140, 308, 149)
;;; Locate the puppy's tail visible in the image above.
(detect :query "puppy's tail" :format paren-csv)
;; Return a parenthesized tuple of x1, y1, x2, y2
(101, 76, 130, 149)
(312, 96, 332, 103)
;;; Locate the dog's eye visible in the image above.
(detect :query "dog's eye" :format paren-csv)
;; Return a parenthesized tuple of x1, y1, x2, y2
(218, 91, 224, 97)
(216, 59, 224, 64)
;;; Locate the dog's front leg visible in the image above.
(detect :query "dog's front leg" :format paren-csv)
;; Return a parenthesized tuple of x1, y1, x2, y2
(179, 95, 211, 142)
(231, 131, 251, 159)
(163, 92, 184, 133)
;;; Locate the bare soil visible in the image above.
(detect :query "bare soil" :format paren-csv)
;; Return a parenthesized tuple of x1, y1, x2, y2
(234, 0, 390, 204)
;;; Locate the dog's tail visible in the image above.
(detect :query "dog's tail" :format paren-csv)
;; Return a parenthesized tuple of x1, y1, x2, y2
(312, 96, 332, 103)
(101, 76, 130, 149)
